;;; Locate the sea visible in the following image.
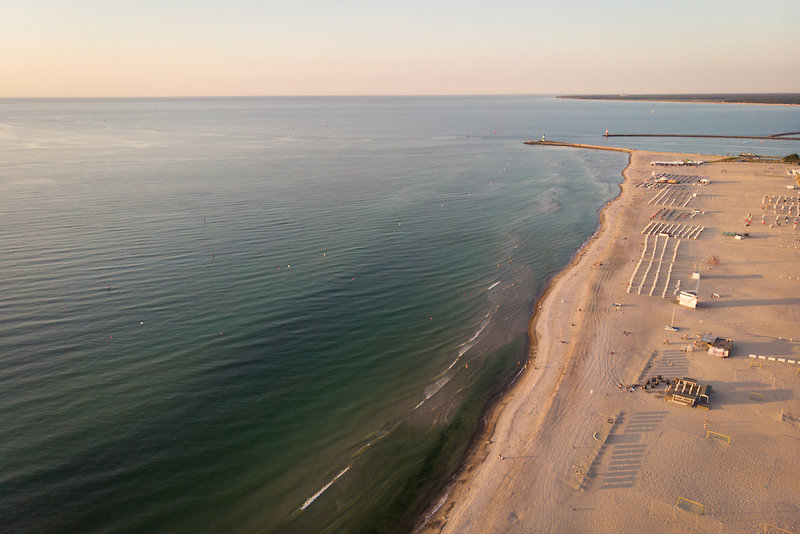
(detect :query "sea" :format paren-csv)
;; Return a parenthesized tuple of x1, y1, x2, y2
(1, 96, 798, 533)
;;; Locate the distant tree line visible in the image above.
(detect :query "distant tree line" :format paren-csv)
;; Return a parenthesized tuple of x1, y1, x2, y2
(559, 94, 800, 106)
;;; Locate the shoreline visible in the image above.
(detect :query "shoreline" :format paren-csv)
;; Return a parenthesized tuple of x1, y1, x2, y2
(414, 147, 634, 532)
(417, 146, 800, 532)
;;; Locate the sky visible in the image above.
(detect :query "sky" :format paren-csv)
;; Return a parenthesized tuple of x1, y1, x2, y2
(2, 0, 799, 97)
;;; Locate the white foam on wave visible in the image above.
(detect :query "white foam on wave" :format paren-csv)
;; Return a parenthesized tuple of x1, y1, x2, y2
(416, 308, 496, 411)
(424, 375, 452, 400)
(414, 375, 452, 411)
(352, 424, 398, 457)
(447, 312, 492, 370)
(300, 466, 351, 511)
(448, 339, 477, 369)
(414, 374, 454, 411)
(468, 313, 491, 343)
(413, 489, 451, 534)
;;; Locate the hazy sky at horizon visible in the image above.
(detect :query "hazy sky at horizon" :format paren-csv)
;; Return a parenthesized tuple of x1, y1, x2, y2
(2, 0, 799, 97)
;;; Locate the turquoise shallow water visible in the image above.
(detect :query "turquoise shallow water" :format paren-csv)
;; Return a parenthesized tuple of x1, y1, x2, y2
(1, 96, 798, 533)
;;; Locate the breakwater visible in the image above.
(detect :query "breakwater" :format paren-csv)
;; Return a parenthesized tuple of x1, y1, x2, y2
(603, 133, 800, 141)
(524, 140, 633, 153)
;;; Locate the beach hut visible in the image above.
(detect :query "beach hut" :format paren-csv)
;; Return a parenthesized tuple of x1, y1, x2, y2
(696, 334, 733, 357)
(709, 340, 732, 358)
(678, 290, 698, 308)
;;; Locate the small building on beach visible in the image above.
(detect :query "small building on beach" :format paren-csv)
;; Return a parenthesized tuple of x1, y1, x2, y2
(695, 334, 733, 357)
(665, 377, 712, 408)
(678, 290, 698, 308)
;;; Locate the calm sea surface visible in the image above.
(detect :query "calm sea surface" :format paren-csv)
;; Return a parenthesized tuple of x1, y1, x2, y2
(1, 96, 797, 533)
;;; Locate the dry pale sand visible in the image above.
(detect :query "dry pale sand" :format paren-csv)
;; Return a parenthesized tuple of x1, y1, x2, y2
(418, 150, 800, 533)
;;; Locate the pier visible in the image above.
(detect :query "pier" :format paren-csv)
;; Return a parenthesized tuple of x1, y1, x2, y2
(523, 140, 633, 153)
(602, 133, 800, 141)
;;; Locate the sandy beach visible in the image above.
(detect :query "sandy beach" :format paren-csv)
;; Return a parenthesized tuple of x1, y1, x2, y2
(418, 149, 800, 533)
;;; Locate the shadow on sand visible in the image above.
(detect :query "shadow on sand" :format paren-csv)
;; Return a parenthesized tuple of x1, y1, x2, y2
(704, 297, 800, 309)
(707, 379, 793, 406)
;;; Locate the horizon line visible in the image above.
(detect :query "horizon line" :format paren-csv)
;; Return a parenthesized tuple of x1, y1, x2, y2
(2, 91, 799, 100)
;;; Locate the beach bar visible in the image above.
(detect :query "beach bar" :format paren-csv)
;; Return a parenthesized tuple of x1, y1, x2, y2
(664, 377, 712, 408)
